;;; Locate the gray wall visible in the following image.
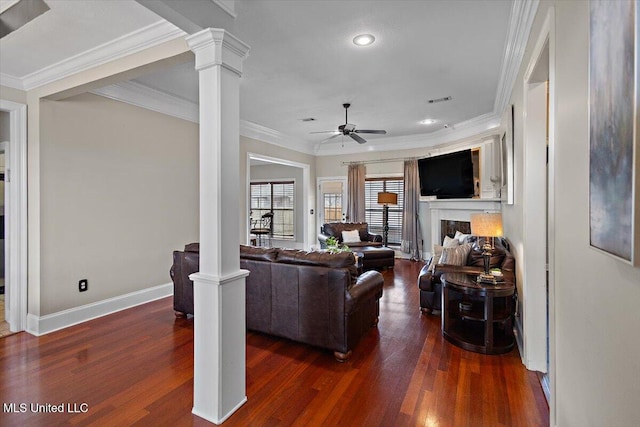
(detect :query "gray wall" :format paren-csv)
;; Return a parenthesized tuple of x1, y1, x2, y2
(0, 111, 9, 142)
(39, 93, 199, 314)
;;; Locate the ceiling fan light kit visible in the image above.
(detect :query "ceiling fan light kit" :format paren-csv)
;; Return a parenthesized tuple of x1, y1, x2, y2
(313, 103, 387, 145)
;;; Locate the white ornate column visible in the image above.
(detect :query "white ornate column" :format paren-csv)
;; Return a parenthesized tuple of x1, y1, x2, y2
(186, 28, 250, 425)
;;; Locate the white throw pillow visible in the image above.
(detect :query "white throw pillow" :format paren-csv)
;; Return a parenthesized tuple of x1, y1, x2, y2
(443, 235, 460, 248)
(342, 230, 361, 243)
(454, 230, 471, 244)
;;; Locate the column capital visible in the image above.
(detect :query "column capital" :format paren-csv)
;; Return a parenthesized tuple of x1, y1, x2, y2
(186, 28, 250, 76)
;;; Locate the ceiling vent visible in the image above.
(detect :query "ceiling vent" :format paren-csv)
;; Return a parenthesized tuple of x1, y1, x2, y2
(427, 96, 452, 104)
(0, 0, 50, 39)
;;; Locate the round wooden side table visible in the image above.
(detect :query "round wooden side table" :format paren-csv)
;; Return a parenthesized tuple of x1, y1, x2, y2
(441, 272, 515, 355)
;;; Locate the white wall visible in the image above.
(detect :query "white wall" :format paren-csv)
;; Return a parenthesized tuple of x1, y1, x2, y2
(38, 93, 199, 315)
(505, 1, 640, 425)
(250, 163, 305, 248)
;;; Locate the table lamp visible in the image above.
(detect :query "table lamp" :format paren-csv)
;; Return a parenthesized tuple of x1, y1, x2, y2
(377, 192, 398, 247)
(470, 212, 503, 284)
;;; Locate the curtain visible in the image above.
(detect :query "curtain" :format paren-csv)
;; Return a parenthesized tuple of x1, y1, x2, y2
(346, 164, 366, 223)
(401, 159, 423, 260)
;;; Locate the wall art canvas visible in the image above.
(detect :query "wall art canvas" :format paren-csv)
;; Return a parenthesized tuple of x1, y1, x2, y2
(589, 0, 639, 266)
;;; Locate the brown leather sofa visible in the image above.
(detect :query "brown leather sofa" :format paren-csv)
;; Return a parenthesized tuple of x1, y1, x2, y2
(319, 222, 395, 270)
(170, 244, 384, 361)
(417, 237, 515, 314)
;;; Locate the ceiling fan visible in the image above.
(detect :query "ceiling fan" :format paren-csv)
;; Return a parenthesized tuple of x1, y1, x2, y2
(311, 103, 386, 144)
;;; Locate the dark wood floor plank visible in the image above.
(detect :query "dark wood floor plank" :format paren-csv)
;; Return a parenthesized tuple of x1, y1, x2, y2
(0, 259, 549, 426)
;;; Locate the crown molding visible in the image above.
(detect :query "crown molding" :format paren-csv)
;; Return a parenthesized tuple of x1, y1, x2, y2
(494, 0, 540, 116)
(313, 112, 501, 156)
(91, 80, 315, 156)
(90, 81, 198, 123)
(240, 120, 315, 155)
(15, 20, 186, 91)
(0, 73, 24, 90)
(92, 78, 500, 157)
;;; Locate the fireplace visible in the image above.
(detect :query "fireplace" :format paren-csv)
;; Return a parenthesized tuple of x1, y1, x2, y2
(427, 199, 501, 248)
(440, 220, 471, 244)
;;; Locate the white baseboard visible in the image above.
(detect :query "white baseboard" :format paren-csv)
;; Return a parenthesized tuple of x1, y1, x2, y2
(26, 283, 173, 336)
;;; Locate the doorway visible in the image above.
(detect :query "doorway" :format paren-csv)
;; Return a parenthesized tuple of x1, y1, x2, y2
(0, 100, 28, 334)
(317, 178, 347, 225)
(522, 9, 555, 420)
(246, 153, 311, 250)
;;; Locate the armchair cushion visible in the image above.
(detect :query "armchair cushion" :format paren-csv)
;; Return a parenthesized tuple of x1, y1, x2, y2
(342, 230, 361, 243)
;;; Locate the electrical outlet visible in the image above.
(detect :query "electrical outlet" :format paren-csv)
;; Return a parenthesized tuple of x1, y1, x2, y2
(79, 279, 88, 292)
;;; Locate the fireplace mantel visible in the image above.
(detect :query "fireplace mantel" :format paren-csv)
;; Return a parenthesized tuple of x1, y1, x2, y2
(423, 198, 502, 248)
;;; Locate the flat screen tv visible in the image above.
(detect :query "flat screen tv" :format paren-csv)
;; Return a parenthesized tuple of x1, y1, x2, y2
(418, 149, 475, 198)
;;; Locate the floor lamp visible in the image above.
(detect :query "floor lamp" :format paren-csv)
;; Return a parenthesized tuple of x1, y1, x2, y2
(377, 192, 398, 247)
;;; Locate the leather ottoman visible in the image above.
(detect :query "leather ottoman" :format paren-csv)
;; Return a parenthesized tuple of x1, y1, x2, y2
(356, 246, 395, 270)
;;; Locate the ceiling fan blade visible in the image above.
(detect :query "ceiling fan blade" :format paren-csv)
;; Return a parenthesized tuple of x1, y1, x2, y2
(355, 129, 387, 134)
(350, 133, 367, 144)
(320, 133, 341, 143)
(310, 130, 340, 134)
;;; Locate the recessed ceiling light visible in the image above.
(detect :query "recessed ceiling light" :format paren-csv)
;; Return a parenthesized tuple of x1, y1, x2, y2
(420, 119, 438, 125)
(353, 34, 375, 46)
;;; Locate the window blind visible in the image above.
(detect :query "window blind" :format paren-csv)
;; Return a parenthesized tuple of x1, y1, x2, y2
(365, 178, 404, 245)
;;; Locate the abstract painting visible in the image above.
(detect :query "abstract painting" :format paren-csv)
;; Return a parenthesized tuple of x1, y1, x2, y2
(589, 0, 639, 266)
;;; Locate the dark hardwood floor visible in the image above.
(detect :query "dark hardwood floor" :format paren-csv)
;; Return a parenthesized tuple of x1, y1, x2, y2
(0, 259, 549, 426)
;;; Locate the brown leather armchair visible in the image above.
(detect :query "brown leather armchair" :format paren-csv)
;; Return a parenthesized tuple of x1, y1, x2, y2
(318, 222, 383, 248)
(417, 237, 515, 314)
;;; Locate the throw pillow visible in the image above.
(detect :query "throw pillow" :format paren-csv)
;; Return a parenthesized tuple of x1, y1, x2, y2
(428, 244, 444, 272)
(439, 243, 472, 266)
(454, 230, 471, 244)
(443, 235, 459, 248)
(342, 229, 361, 243)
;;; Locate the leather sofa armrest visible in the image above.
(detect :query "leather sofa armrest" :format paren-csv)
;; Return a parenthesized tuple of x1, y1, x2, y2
(418, 264, 435, 292)
(318, 233, 331, 248)
(345, 270, 384, 313)
(367, 232, 383, 243)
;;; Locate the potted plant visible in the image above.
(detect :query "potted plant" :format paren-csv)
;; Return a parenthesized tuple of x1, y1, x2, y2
(325, 236, 352, 254)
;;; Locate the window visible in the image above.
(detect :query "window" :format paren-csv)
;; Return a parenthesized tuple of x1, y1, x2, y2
(365, 177, 404, 245)
(323, 193, 343, 222)
(250, 181, 295, 239)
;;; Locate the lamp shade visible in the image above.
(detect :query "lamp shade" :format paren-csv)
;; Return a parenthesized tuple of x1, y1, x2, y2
(470, 213, 503, 237)
(377, 192, 398, 205)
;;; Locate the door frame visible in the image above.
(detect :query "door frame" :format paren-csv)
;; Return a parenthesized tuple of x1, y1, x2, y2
(0, 99, 28, 333)
(316, 176, 348, 230)
(246, 153, 310, 249)
(521, 7, 556, 424)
